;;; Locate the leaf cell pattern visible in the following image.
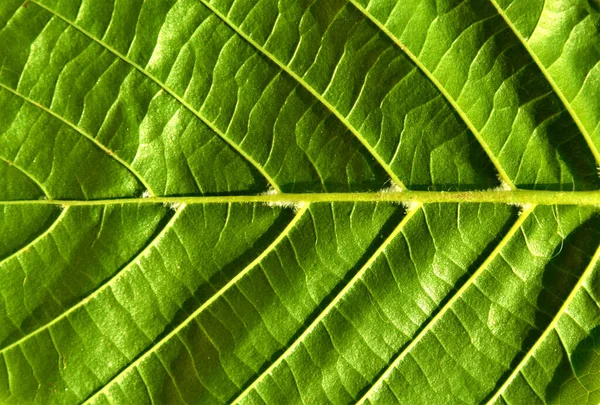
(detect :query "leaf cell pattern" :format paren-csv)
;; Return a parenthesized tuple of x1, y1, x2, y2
(0, 0, 600, 404)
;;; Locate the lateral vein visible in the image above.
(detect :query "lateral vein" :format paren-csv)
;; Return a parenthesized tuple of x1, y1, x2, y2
(0, 205, 184, 354)
(82, 204, 309, 404)
(0, 207, 67, 267)
(489, 0, 600, 167)
(196, 0, 407, 190)
(348, 0, 516, 189)
(0, 82, 154, 196)
(0, 155, 51, 198)
(231, 204, 421, 404)
(356, 204, 535, 404)
(485, 240, 600, 404)
(28, 0, 280, 193)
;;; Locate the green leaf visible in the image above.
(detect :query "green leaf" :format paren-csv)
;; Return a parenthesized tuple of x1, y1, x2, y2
(1, 0, 600, 404)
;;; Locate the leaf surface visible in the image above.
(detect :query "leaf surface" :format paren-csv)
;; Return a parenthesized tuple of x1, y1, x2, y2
(1, 0, 600, 404)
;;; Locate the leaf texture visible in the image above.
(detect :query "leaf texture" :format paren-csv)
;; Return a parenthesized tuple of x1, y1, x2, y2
(1, 0, 600, 404)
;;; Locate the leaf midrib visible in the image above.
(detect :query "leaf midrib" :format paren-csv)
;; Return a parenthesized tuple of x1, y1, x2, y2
(3, 190, 600, 206)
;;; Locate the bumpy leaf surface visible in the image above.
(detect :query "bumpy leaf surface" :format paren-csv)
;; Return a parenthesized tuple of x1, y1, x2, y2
(1, 0, 600, 404)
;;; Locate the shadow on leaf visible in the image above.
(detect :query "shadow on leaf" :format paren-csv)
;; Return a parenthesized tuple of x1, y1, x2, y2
(484, 212, 600, 402)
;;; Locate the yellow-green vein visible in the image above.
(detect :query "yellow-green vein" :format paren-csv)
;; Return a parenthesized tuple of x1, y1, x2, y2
(29, 0, 280, 193)
(0, 82, 155, 196)
(349, 0, 516, 190)
(0, 205, 184, 354)
(231, 203, 421, 404)
(0, 155, 51, 198)
(356, 204, 536, 404)
(489, 0, 600, 167)
(486, 240, 600, 404)
(4, 190, 600, 206)
(196, 0, 407, 190)
(0, 207, 67, 268)
(82, 204, 309, 404)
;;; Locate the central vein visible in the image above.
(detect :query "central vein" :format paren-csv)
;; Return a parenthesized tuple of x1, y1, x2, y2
(3, 190, 600, 206)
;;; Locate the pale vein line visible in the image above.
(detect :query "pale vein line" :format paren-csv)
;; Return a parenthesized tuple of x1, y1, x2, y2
(486, 241, 600, 404)
(0, 207, 67, 267)
(0, 82, 155, 196)
(231, 204, 421, 404)
(0, 156, 51, 198)
(29, 0, 280, 193)
(356, 204, 536, 404)
(0, 205, 184, 355)
(489, 0, 600, 167)
(196, 0, 407, 190)
(3, 190, 600, 206)
(82, 204, 309, 404)
(348, 0, 516, 190)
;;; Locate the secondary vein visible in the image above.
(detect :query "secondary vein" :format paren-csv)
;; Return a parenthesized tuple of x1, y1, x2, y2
(349, 0, 516, 190)
(231, 204, 420, 403)
(82, 204, 309, 404)
(0, 205, 184, 354)
(0, 82, 154, 196)
(196, 0, 407, 190)
(485, 240, 600, 404)
(355, 204, 535, 404)
(0, 207, 67, 268)
(489, 0, 600, 168)
(29, 0, 280, 193)
(0, 155, 51, 198)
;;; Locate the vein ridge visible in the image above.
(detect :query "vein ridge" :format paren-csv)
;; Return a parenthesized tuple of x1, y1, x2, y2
(0, 205, 184, 355)
(195, 0, 407, 190)
(489, 0, 600, 168)
(355, 204, 536, 404)
(0, 155, 51, 198)
(81, 204, 309, 404)
(231, 204, 421, 404)
(348, 0, 516, 190)
(0, 207, 67, 267)
(28, 0, 280, 193)
(485, 241, 600, 404)
(0, 82, 154, 196)
(2, 190, 600, 206)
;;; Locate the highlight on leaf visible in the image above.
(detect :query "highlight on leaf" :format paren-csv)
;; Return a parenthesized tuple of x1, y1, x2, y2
(0, 0, 599, 404)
